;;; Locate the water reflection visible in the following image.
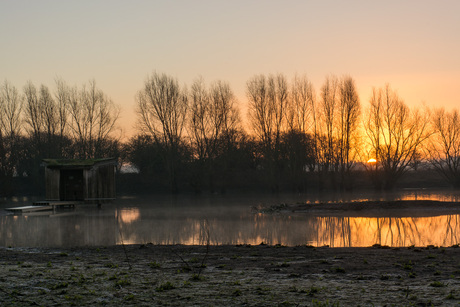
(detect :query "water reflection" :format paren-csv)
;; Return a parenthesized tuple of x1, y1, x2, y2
(1, 190, 460, 247)
(118, 208, 140, 224)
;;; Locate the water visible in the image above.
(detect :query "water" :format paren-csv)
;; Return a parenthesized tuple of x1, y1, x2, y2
(1, 189, 460, 248)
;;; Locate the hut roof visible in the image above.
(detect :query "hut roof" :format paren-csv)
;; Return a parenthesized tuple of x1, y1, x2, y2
(43, 158, 116, 169)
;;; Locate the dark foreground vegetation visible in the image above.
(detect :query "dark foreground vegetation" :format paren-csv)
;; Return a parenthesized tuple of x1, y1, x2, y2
(1, 72, 460, 196)
(2, 244, 460, 306)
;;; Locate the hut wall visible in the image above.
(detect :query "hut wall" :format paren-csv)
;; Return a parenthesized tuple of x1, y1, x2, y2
(45, 168, 60, 200)
(98, 164, 116, 199)
(84, 164, 116, 201)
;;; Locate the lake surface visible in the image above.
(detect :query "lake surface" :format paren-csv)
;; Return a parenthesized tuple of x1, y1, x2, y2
(1, 189, 460, 248)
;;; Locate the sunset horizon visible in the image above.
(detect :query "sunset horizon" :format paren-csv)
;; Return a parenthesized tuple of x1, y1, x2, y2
(1, 1, 459, 139)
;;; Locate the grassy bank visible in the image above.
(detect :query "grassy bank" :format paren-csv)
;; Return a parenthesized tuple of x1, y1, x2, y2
(2, 244, 460, 306)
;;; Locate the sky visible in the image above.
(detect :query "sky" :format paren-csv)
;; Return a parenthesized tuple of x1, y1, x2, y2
(1, 0, 459, 138)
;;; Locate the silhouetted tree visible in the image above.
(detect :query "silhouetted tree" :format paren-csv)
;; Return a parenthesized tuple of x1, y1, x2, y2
(287, 74, 315, 134)
(363, 85, 430, 189)
(23, 81, 42, 145)
(247, 73, 288, 191)
(68, 80, 120, 159)
(318, 76, 340, 173)
(23, 81, 74, 158)
(4, 72, 459, 195)
(54, 78, 69, 140)
(136, 72, 188, 192)
(51, 78, 72, 157)
(0, 80, 22, 138)
(188, 77, 240, 192)
(337, 76, 361, 189)
(0, 80, 23, 194)
(280, 130, 316, 191)
(189, 77, 209, 164)
(426, 108, 460, 187)
(124, 134, 163, 175)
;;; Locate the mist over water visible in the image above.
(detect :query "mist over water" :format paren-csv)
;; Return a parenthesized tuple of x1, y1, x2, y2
(1, 190, 460, 248)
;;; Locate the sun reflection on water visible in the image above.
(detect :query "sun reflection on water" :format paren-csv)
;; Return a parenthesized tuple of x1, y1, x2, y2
(309, 215, 460, 247)
(118, 208, 140, 224)
(2, 191, 460, 248)
(115, 214, 460, 248)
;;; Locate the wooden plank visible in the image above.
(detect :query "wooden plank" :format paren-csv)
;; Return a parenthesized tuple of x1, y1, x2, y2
(33, 201, 80, 206)
(5, 205, 53, 213)
(6, 200, 84, 213)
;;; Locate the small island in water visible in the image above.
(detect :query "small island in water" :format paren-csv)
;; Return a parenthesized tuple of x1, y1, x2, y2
(257, 199, 460, 217)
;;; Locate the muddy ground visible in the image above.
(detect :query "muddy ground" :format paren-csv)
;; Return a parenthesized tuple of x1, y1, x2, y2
(2, 244, 460, 306)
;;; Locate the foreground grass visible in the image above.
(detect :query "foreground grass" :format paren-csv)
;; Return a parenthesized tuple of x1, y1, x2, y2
(1, 244, 460, 306)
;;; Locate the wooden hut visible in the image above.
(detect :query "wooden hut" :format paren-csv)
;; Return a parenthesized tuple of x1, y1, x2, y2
(42, 158, 117, 204)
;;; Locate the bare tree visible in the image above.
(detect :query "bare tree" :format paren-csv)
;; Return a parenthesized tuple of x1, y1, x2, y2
(136, 72, 188, 192)
(189, 78, 240, 161)
(247, 73, 289, 190)
(426, 108, 460, 187)
(189, 77, 210, 162)
(54, 78, 69, 140)
(23, 81, 43, 141)
(137, 72, 188, 147)
(269, 74, 289, 148)
(209, 80, 240, 143)
(39, 84, 58, 146)
(313, 75, 361, 189)
(209, 80, 241, 190)
(188, 77, 240, 191)
(68, 80, 120, 158)
(287, 74, 315, 134)
(317, 75, 340, 173)
(337, 76, 361, 188)
(282, 74, 317, 190)
(0, 80, 23, 138)
(24, 81, 62, 154)
(247, 74, 289, 149)
(247, 74, 270, 147)
(363, 85, 430, 189)
(0, 81, 23, 186)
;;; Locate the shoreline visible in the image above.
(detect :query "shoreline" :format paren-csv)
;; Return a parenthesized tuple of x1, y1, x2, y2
(2, 244, 460, 306)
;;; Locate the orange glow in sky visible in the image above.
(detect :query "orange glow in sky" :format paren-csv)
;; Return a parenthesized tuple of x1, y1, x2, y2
(1, 1, 459, 139)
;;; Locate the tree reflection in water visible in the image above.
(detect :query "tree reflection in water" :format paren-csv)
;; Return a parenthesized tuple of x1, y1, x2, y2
(115, 212, 460, 248)
(2, 191, 460, 247)
(1, 211, 460, 247)
(310, 215, 460, 247)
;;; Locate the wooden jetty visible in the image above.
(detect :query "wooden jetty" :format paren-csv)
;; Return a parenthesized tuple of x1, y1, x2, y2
(5, 200, 83, 213)
(6, 205, 53, 213)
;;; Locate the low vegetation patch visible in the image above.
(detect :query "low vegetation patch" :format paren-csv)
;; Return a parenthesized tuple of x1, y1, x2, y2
(2, 244, 460, 306)
(156, 281, 175, 292)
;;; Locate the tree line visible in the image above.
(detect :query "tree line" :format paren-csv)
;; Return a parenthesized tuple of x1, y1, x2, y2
(0, 79, 120, 195)
(0, 72, 459, 195)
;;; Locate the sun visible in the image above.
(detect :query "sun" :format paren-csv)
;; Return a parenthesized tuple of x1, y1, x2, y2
(367, 158, 377, 163)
